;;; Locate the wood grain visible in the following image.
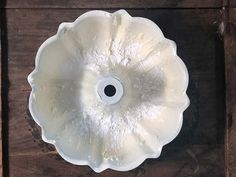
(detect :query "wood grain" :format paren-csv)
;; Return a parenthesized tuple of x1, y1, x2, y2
(2, 0, 222, 9)
(5, 9, 225, 177)
(229, 0, 236, 7)
(0, 7, 7, 177)
(9, 146, 224, 177)
(224, 6, 236, 177)
(0, 11, 2, 177)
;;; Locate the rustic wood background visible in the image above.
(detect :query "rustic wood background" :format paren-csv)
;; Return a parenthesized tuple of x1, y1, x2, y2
(1, 0, 236, 177)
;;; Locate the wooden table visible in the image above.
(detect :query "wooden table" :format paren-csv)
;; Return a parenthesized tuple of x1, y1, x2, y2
(1, 0, 236, 176)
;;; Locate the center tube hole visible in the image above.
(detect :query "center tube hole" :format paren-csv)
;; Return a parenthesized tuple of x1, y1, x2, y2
(104, 85, 116, 97)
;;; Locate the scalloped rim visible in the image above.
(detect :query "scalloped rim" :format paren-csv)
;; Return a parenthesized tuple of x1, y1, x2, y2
(27, 9, 190, 173)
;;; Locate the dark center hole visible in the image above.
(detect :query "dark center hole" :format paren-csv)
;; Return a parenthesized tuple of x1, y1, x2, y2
(104, 85, 116, 97)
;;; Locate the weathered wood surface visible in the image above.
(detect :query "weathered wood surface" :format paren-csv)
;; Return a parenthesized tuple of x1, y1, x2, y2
(3, 9, 225, 177)
(224, 5, 236, 177)
(229, 0, 236, 7)
(0, 10, 3, 177)
(2, 0, 222, 9)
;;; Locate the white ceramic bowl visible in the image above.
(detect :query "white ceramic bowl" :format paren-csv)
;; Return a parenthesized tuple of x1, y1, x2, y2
(28, 10, 190, 172)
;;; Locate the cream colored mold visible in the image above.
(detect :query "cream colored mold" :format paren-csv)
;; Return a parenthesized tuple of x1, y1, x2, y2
(28, 10, 190, 172)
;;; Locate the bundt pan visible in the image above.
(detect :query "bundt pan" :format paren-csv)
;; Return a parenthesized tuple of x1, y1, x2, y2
(28, 10, 189, 172)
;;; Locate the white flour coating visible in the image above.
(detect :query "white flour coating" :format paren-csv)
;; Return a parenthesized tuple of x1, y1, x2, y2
(110, 40, 142, 66)
(28, 10, 189, 172)
(74, 39, 166, 149)
(82, 47, 109, 74)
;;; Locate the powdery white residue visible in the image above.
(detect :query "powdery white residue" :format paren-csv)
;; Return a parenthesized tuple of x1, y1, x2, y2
(79, 107, 124, 147)
(58, 31, 166, 151)
(132, 66, 165, 102)
(82, 47, 110, 74)
(68, 56, 166, 150)
(124, 103, 165, 122)
(75, 71, 165, 149)
(110, 40, 142, 66)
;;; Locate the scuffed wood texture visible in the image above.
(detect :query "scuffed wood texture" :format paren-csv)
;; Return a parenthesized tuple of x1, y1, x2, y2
(229, 0, 236, 7)
(224, 3, 236, 177)
(0, 11, 2, 177)
(2, 0, 222, 8)
(1, 0, 232, 176)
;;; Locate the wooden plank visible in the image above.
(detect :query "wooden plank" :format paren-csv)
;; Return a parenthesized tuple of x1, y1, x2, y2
(0, 23, 2, 177)
(223, 0, 228, 6)
(0, 8, 5, 177)
(224, 6, 236, 177)
(0, 20, 1, 166)
(2, 0, 222, 9)
(0, 50, 2, 177)
(6, 9, 225, 176)
(229, 0, 236, 7)
(9, 145, 224, 177)
(224, 0, 236, 8)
